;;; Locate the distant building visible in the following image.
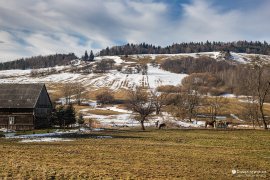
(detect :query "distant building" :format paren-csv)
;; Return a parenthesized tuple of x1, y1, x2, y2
(0, 84, 53, 130)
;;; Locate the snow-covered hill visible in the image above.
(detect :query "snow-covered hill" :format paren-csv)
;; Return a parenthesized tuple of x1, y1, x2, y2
(0, 52, 269, 90)
(0, 67, 187, 90)
(0, 56, 187, 90)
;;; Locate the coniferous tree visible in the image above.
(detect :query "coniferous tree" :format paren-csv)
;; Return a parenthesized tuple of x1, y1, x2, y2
(63, 105, 76, 126)
(99, 41, 270, 56)
(84, 50, 89, 61)
(89, 50, 95, 61)
(51, 105, 76, 128)
(0, 53, 77, 70)
(54, 105, 65, 127)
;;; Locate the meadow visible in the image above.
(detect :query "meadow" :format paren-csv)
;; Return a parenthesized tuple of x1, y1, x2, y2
(0, 129, 269, 179)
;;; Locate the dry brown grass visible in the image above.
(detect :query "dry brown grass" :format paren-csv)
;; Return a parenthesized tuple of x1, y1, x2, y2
(46, 83, 67, 102)
(83, 88, 129, 101)
(138, 56, 152, 64)
(121, 55, 152, 64)
(0, 129, 269, 179)
(154, 55, 168, 64)
(155, 55, 193, 64)
(87, 109, 123, 115)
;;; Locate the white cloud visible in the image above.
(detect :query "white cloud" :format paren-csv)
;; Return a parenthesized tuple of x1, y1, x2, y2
(0, 0, 269, 62)
(176, 0, 270, 42)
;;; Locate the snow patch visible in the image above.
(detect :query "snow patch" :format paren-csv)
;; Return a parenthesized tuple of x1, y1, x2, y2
(220, 93, 236, 98)
(20, 138, 73, 143)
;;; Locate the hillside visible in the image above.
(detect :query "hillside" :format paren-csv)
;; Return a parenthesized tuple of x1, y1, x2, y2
(0, 51, 268, 88)
(0, 56, 187, 90)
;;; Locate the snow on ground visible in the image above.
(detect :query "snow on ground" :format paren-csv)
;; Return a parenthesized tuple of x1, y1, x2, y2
(0, 69, 31, 78)
(20, 138, 73, 143)
(230, 114, 244, 122)
(81, 105, 153, 127)
(95, 56, 124, 65)
(5, 130, 76, 139)
(19, 135, 112, 143)
(0, 65, 186, 90)
(106, 56, 124, 65)
(129, 52, 221, 60)
(235, 125, 255, 129)
(35, 73, 83, 83)
(3, 130, 75, 143)
(3, 128, 112, 143)
(104, 106, 132, 113)
(220, 93, 237, 98)
(175, 120, 205, 128)
(230, 53, 249, 64)
(81, 105, 206, 128)
(89, 64, 187, 90)
(147, 65, 187, 89)
(83, 113, 139, 127)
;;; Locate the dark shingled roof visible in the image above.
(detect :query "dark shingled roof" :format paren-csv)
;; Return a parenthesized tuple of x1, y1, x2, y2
(0, 84, 45, 108)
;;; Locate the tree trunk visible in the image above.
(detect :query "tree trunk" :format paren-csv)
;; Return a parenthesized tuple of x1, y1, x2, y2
(189, 110, 192, 122)
(140, 121, 145, 130)
(259, 104, 268, 130)
(262, 120, 268, 130)
(156, 109, 160, 115)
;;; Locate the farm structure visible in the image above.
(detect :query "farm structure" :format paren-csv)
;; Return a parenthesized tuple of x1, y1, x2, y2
(0, 84, 52, 130)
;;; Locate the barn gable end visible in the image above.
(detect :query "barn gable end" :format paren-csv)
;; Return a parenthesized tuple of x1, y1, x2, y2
(34, 85, 53, 128)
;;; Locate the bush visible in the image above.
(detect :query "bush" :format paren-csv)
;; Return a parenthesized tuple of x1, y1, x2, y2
(94, 59, 115, 73)
(156, 85, 180, 93)
(96, 91, 115, 104)
(181, 73, 226, 95)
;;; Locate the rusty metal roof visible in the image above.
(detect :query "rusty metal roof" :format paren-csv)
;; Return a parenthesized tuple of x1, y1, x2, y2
(0, 84, 45, 108)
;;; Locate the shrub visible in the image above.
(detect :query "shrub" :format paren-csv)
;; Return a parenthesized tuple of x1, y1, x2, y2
(96, 91, 115, 104)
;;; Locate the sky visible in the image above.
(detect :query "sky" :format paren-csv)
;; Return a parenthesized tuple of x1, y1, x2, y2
(0, 0, 270, 62)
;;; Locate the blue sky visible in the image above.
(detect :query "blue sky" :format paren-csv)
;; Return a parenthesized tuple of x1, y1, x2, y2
(0, 0, 269, 61)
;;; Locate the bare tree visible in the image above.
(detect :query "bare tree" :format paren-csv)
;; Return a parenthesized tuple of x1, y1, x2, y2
(242, 97, 260, 128)
(63, 83, 76, 105)
(204, 96, 228, 123)
(244, 57, 270, 129)
(151, 90, 168, 115)
(96, 90, 115, 105)
(167, 86, 201, 122)
(74, 83, 86, 105)
(126, 87, 155, 130)
(184, 89, 201, 122)
(242, 66, 260, 128)
(168, 89, 187, 120)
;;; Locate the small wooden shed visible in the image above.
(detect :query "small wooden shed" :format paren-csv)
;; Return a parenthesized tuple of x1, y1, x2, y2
(0, 84, 53, 130)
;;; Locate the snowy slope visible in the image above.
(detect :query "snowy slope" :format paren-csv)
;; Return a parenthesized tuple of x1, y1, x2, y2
(0, 52, 269, 90)
(0, 59, 187, 90)
(130, 52, 270, 64)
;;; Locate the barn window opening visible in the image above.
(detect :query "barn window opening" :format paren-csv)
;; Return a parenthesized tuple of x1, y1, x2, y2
(9, 117, 15, 125)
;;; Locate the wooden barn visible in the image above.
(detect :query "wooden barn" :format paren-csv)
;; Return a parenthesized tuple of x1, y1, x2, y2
(0, 84, 53, 130)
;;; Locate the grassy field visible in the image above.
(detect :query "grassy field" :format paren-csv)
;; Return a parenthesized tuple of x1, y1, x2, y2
(0, 129, 269, 179)
(86, 109, 123, 116)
